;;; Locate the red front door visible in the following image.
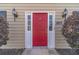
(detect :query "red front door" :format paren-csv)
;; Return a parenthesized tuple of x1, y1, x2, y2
(33, 13, 48, 46)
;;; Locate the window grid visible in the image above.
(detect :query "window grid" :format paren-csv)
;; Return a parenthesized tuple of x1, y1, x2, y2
(27, 15, 31, 31)
(49, 15, 53, 31)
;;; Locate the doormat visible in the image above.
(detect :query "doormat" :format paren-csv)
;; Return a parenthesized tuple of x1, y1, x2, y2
(0, 49, 24, 55)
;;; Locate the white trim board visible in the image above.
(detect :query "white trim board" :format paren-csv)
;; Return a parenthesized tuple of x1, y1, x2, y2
(25, 11, 55, 48)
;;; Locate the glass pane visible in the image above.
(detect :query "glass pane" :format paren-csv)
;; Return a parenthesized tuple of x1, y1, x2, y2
(49, 15, 52, 20)
(49, 15, 53, 31)
(28, 25, 31, 31)
(0, 11, 6, 17)
(28, 15, 31, 20)
(27, 15, 31, 31)
(28, 21, 31, 25)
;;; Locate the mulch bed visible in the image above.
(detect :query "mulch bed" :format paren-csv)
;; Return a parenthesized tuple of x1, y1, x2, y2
(0, 49, 24, 55)
(56, 48, 79, 55)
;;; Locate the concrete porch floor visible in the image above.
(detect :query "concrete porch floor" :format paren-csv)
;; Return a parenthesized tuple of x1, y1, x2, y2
(22, 47, 59, 55)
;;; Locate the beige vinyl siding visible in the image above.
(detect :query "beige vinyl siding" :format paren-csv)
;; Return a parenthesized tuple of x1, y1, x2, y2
(0, 3, 79, 49)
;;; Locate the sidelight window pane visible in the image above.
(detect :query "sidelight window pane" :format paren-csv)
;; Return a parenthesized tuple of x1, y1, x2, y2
(28, 15, 31, 20)
(49, 15, 53, 31)
(27, 15, 31, 31)
(49, 15, 52, 20)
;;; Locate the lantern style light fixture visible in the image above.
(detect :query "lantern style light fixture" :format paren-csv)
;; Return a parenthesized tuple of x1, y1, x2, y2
(62, 8, 68, 20)
(12, 8, 18, 21)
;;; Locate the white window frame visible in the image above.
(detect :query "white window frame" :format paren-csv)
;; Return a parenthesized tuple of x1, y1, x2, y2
(25, 11, 55, 48)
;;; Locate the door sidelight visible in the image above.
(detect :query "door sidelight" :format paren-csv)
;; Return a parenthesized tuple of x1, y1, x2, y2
(27, 15, 31, 31)
(49, 15, 53, 31)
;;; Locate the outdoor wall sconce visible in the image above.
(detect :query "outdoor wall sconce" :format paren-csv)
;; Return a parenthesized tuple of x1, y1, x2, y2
(12, 8, 18, 22)
(62, 8, 68, 21)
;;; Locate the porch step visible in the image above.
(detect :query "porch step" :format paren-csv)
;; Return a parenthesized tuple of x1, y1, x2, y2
(22, 48, 58, 55)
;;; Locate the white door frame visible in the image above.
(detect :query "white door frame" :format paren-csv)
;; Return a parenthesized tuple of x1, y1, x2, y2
(25, 11, 55, 48)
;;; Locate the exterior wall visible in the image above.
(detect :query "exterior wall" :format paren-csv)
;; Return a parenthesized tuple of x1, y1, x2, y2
(0, 3, 79, 49)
